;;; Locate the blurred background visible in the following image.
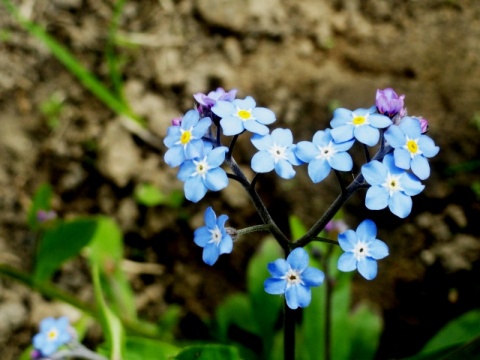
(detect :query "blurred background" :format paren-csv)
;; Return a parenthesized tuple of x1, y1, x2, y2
(0, 0, 479, 359)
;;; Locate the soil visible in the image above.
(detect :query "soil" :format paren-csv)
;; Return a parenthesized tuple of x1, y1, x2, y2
(1, 0, 480, 359)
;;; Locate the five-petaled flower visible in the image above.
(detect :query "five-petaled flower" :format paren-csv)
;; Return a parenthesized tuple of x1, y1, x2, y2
(194, 207, 233, 265)
(164, 109, 212, 167)
(177, 146, 229, 203)
(376, 88, 405, 118)
(330, 106, 392, 146)
(337, 219, 389, 280)
(32, 317, 72, 356)
(361, 153, 425, 218)
(384, 116, 439, 180)
(212, 96, 276, 136)
(264, 248, 325, 310)
(295, 128, 354, 183)
(250, 128, 302, 179)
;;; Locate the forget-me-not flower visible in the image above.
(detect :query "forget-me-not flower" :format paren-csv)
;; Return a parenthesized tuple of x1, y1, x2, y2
(177, 146, 229, 203)
(376, 88, 405, 118)
(330, 106, 392, 146)
(212, 96, 276, 136)
(384, 116, 439, 180)
(164, 109, 212, 167)
(361, 153, 424, 218)
(264, 248, 325, 310)
(295, 128, 354, 183)
(194, 207, 233, 265)
(32, 317, 72, 356)
(250, 128, 302, 179)
(337, 219, 389, 280)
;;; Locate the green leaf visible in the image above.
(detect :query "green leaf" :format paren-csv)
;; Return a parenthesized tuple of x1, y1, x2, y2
(34, 217, 97, 283)
(347, 303, 383, 360)
(175, 344, 241, 360)
(27, 183, 53, 230)
(289, 215, 308, 240)
(215, 293, 258, 342)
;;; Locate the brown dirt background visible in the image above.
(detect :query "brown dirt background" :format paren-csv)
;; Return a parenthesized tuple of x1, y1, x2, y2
(1, 0, 480, 359)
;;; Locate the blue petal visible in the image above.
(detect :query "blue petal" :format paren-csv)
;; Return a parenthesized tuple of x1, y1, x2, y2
(302, 267, 325, 287)
(184, 177, 207, 203)
(268, 259, 290, 277)
(365, 186, 389, 210)
(164, 126, 181, 148)
(295, 141, 317, 163)
(287, 248, 309, 272)
(401, 172, 425, 196)
(286, 146, 303, 165)
(411, 155, 430, 180)
(274, 160, 296, 179)
(285, 284, 311, 309)
(361, 160, 387, 186)
(220, 116, 244, 136)
(338, 229, 358, 251)
(332, 137, 355, 151)
(251, 151, 275, 173)
(234, 96, 256, 109)
(368, 114, 392, 128)
(244, 120, 269, 135)
(389, 191, 412, 218)
(354, 125, 379, 146)
(165, 146, 186, 167)
(356, 219, 377, 241)
(384, 125, 406, 148)
(399, 116, 421, 138)
(271, 128, 293, 146)
(185, 139, 204, 159)
(393, 148, 412, 170)
(337, 252, 357, 272)
(253, 107, 276, 125)
(212, 100, 235, 118)
(219, 235, 233, 254)
(251, 133, 273, 151)
(202, 244, 220, 265)
(418, 136, 439, 157)
(194, 226, 211, 247)
(330, 108, 352, 127)
(204, 207, 216, 229)
(264, 278, 287, 294)
(312, 130, 329, 146)
(329, 152, 353, 171)
(206, 146, 227, 167)
(330, 125, 354, 143)
(369, 239, 389, 260)
(191, 117, 212, 137)
(308, 159, 331, 183)
(357, 257, 378, 280)
(217, 214, 229, 230)
(205, 168, 228, 191)
(177, 160, 195, 181)
(181, 109, 200, 129)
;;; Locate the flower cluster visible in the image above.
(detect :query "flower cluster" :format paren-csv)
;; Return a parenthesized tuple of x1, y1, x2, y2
(163, 87, 439, 308)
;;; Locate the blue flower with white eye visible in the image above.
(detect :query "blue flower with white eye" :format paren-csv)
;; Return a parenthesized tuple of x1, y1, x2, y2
(250, 128, 302, 179)
(194, 207, 233, 265)
(177, 146, 229, 203)
(330, 106, 392, 146)
(384, 116, 439, 180)
(212, 96, 276, 136)
(164, 109, 212, 167)
(361, 153, 424, 218)
(295, 128, 355, 183)
(32, 317, 72, 356)
(337, 219, 389, 280)
(264, 248, 324, 310)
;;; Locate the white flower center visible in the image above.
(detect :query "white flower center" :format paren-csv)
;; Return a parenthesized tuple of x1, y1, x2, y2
(382, 172, 404, 197)
(316, 141, 337, 160)
(353, 240, 370, 261)
(192, 157, 210, 178)
(268, 143, 287, 163)
(209, 226, 222, 246)
(283, 269, 303, 289)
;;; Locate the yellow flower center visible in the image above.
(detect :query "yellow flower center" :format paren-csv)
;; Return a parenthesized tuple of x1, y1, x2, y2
(237, 109, 252, 120)
(406, 139, 418, 153)
(180, 130, 192, 145)
(47, 329, 58, 341)
(352, 116, 366, 125)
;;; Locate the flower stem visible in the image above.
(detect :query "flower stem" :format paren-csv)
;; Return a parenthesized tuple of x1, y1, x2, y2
(236, 224, 272, 236)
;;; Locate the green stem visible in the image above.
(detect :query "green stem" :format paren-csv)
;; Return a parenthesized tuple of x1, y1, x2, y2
(236, 224, 272, 236)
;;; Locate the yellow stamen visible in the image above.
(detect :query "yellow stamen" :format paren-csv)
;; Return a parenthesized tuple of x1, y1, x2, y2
(180, 131, 192, 145)
(406, 139, 418, 153)
(352, 116, 366, 125)
(237, 109, 251, 120)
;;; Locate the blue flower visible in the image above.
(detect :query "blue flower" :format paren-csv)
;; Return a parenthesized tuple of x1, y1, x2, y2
(264, 248, 325, 310)
(295, 128, 355, 183)
(330, 106, 392, 146)
(32, 317, 72, 356)
(250, 128, 302, 179)
(384, 116, 439, 180)
(164, 109, 212, 167)
(194, 207, 233, 265)
(212, 96, 276, 136)
(177, 146, 229, 203)
(337, 219, 389, 280)
(361, 153, 425, 218)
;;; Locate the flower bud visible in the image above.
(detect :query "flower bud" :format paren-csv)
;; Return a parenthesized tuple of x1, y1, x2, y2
(376, 88, 405, 117)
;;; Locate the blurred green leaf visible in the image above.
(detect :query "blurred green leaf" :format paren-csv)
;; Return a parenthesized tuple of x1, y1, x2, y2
(175, 344, 241, 360)
(27, 183, 54, 230)
(121, 337, 179, 360)
(134, 183, 167, 207)
(347, 302, 383, 359)
(289, 215, 308, 240)
(215, 293, 258, 342)
(34, 217, 97, 283)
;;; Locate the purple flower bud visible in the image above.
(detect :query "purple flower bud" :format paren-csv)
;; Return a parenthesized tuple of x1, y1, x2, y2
(171, 117, 182, 126)
(416, 116, 429, 133)
(36, 210, 57, 223)
(376, 88, 405, 117)
(193, 88, 237, 108)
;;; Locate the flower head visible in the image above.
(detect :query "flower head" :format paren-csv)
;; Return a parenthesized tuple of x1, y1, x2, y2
(376, 88, 405, 117)
(177, 146, 229, 202)
(250, 128, 302, 179)
(32, 317, 72, 356)
(384, 116, 439, 180)
(330, 106, 392, 146)
(337, 219, 389, 280)
(194, 88, 237, 108)
(212, 96, 276, 136)
(295, 128, 354, 183)
(194, 207, 233, 265)
(264, 248, 324, 309)
(164, 109, 212, 167)
(361, 153, 425, 218)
